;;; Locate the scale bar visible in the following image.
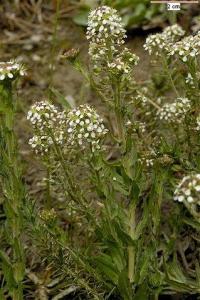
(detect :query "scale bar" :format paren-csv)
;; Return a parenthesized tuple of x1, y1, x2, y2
(151, 1, 198, 2)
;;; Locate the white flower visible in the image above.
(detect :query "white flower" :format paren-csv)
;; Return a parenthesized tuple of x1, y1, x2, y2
(66, 104, 108, 152)
(126, 120, 146, 134)
(196, 115, 200, 131)
(27, 101, 65, 155)
(27, 101, 60, 131)
(107, 48, 139, 75)
(163, 24, 185, 40)
(174, 174, 200, 206)
(144, 33, 168, 56)
(87, 6, 126, 45)
(28, 135, 52, 155)
(0, 60, 26, 82)
(139, 150, 157, 168)
(185, 73, 195, 88)
(168, 32, 200, 61)
(144, 25, 184, 56)
(157, 97, 191, 124)
(87, 6, 126, 63)
(87, 6, 139, 81)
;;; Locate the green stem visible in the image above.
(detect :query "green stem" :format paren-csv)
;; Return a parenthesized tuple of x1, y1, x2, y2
(161, 55, 179, 97)
(0, 81, 25, 298)
(128, 203, 136, 283)
(51, 138, 79, 203)
(48, 130, 96, 221)
(113, 78, 126, 147)
(45, 157, 52, 209)
(185, 120, 193, 160)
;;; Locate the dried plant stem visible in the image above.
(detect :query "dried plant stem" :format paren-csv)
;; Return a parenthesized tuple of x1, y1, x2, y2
(147, 98, 161, 110)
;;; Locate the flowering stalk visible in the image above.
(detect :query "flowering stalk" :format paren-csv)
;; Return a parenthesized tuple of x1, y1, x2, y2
(112, 77, 125, 146)
(46, 160, 52, 209)
(0, 71, 25, 299)
(45, 124, 93, 218)
(161, 54, 179, 97)
(86, 6, 139, 145)
(174, 174, 200, 221)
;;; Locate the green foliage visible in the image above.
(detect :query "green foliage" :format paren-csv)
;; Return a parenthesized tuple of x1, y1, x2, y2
(1, 5, 200, 300)
(0, 82, 25, 299)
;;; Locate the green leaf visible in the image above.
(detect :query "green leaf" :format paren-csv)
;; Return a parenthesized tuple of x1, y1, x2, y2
(49, 87, 72, 109)
(126, 4, 147, 26)
(13, 262, 25, 283)
(0, 250, 16, 289)
(133, 282, 149, 300)
(182, 217, 200, 231)
(122, 152, 135, 180)
(73, 9, 89, 26)
(195, 261, 200, 286)
(111, 172, 129, 196)
(107, 242, 125, 272)
(138, 251, 150, 284)
(163, 256, 197, 292)
(129, 181, 140, 202)
(118, 270, 132, 300)
(0, 289, 6, 299)
(0, 250, 11, 267)
(95, 254, 119, 284)
(135, 203, 149, 238)
(166, 256, 187, 283)
(114, 221, 135, 246)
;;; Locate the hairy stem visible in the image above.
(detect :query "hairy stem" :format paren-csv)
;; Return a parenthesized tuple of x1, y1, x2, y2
(161, 55, 179, 97)
(113, 78, 126, 147)
(128, 203, 136, 283)
(0, 81, 25, 298)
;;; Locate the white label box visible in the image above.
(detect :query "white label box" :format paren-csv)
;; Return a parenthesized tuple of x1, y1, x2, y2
(167, 2, 181, 10)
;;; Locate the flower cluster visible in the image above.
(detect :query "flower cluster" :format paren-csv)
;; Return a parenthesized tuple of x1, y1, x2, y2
(87, 6, 139, 80)
(27, 101, 65, 155)
(174, 174, 200, 205)
(196, 115, 200, 131)
(126, 120, 146, 134)
(40, 208, 57, 224)
(163, 24, 185, 40)
(66, 104, 108, 152)
(157, 154, 174, 166)
(169, 33, 200, 62)
(60, 48, 80, 63)
(157, 97, 191, 124)
(87, 6, 126, 63)
(0, 60, 26, 81)
(144, 25, 185, 56)
(28, 135, 54, 155)
(108, 48, 139, 75)
(27, 101, 60, 131)
(87, 6, 126, 46)
(143, 33, 168, 56)
(185, 73, 195, 88)
(136, 92, 150, 106)
(88, 42, 107, 62)
(139, 150, 157, 168)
